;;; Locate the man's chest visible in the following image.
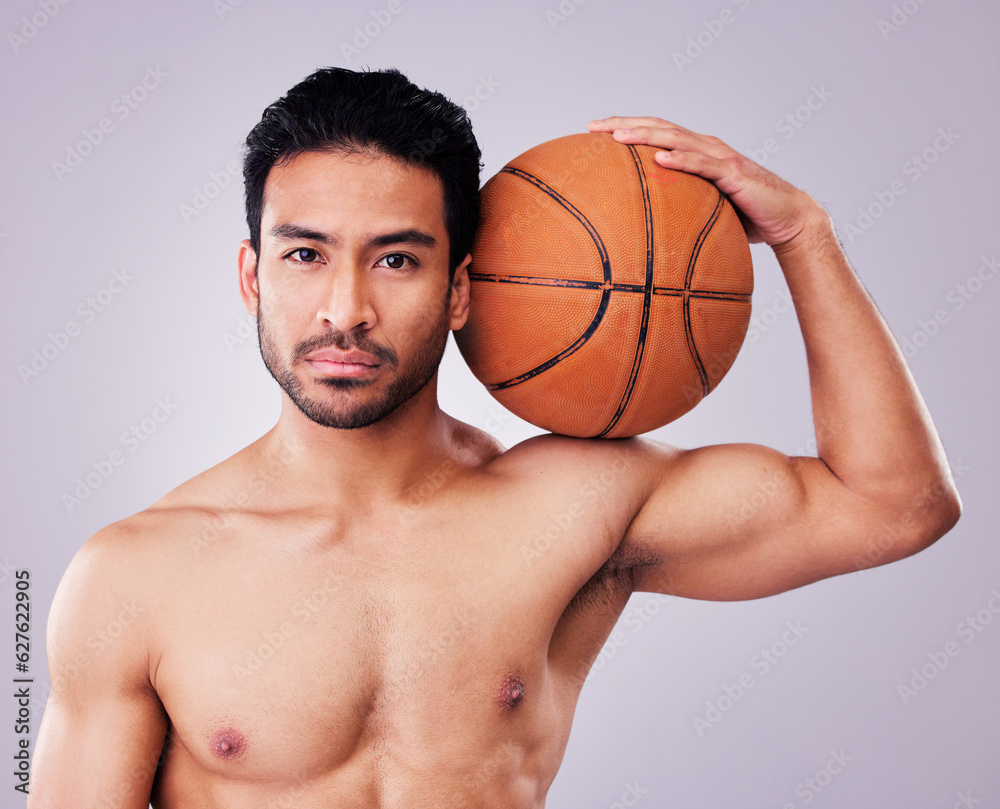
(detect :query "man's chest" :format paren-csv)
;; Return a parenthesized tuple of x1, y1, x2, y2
(149, 506, 611, 779)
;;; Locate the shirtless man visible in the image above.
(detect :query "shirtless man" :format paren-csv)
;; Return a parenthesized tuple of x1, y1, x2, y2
(28, 66, 961, 808)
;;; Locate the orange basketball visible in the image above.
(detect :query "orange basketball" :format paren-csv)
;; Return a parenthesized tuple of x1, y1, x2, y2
(454, 132, 753, 438)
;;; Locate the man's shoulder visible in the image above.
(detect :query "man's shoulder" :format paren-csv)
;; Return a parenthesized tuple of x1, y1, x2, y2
(78, 440, 261, 573)
(467, 426, 687, 537)
(75, 502, 213, 580)
(49, 510, 189, 669)
(484, 427, 680, 484)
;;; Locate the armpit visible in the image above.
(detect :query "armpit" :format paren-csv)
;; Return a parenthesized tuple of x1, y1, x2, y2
(565, 545, 662, 614)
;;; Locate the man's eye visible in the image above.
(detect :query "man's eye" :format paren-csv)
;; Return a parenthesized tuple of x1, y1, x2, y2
(378, 253, 416, 271)
(286, 248, 321, 264)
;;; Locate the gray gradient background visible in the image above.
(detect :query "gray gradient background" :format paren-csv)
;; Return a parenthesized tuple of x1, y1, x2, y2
(2, 0, 998, 806)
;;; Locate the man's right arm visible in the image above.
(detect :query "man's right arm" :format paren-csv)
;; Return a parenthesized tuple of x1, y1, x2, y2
(28, 524, 169, 809)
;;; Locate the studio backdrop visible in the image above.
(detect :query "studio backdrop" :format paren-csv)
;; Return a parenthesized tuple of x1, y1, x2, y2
(2, 0, 997, 806)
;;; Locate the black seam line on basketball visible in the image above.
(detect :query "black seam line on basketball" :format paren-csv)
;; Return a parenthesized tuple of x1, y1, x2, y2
(468, 272, 750, 301)
(494, 167, 613, 286)
(683, 190, 725, 397)
(484, 166, 612, 391)
(468, 273, 612, 290)
(597, 144, 654, 439)
(656, 288, 751, 301)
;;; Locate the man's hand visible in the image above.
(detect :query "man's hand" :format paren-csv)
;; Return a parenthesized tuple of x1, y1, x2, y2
(587, 116, 821, 248)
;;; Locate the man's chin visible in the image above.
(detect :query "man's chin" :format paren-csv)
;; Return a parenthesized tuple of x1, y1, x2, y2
(287, 379, 417, 431)
(314, 375, 376, 391)
(292, 403, 385, 430)
(288, 389, 390, 430)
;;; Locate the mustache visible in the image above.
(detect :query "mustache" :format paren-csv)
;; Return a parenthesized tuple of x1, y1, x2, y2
(293, 330, 397, 368)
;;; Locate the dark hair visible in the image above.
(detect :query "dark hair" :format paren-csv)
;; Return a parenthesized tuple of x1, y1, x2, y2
(242, 66, 482, 279)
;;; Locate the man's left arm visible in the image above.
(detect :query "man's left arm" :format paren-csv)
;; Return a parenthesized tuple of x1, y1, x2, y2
(586, 116, 962, 600)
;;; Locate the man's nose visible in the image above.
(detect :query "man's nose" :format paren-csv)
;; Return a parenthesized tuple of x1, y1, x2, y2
(316, 264, 376, 332)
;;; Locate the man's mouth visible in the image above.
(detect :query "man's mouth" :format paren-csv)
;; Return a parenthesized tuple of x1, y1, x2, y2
(304, 348, 381, 377)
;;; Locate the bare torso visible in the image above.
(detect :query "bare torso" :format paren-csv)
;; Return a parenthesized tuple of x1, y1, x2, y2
(131, 420, 648, 808)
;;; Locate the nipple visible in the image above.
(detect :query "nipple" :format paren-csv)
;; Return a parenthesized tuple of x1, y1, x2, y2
(499, 675, 525, 711)
(210, 728, 246, 759)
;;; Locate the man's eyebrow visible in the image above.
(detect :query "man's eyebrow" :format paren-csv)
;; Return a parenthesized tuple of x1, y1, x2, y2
(367, 228, 438, 249)
(270, 223, 335, 244)
(269, 223, 437, 249)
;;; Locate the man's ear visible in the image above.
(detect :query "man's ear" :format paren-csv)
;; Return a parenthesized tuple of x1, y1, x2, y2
(449, 253, 473, 331)
(238, 239, 259, 316)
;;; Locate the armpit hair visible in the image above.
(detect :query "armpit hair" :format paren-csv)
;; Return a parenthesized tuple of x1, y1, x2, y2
(565, 543, 663, 615)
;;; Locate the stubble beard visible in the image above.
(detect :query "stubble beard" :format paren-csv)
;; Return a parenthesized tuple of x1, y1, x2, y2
(256, 282, 452, 430)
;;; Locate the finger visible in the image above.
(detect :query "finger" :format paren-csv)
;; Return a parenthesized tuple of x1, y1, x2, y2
(588, 116, 679, 133)
(615, 125, 732, 160)
(654, 149, 739, 190)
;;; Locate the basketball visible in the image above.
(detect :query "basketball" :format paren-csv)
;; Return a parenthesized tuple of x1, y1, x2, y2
(454, 132, 753, 439)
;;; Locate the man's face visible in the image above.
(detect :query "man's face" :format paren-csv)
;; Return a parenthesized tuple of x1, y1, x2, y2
(238, 149, 470, 430)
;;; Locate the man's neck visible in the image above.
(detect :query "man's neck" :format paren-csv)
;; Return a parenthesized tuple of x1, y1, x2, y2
(251, 378, 454, 510)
